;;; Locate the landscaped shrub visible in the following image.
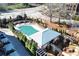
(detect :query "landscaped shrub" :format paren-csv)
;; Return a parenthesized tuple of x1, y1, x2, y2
(22, 35, 27, 42)
(8, 22, 15, 32)
(31, 41, 37, 55)
(59, 30, 61, 33)
(72, 15, 79, 21)
(30, 41, 36, 55)
(61, 30, 63, 34)
(58, 30, 63, 34)
(36, 19, 40, 23)
(65, 31, 68, 35)
(28, 41, 31, 50)
(25, 39, 29, 48)
(24, 14, 27, 20)
(62, 21, 66, 25)
(60, 30, 62, 33)
(55, 28, 58, 31)
(17, 32, 23, 40)
(16, 15, 23, 20)
(14, 31, 18, 36)
(14, 31, 23, 40)
(63, 30, 64, 34)
(29, 39, 33, 49)
(25, 39, 37, 55)
(0, 6, 8, 11)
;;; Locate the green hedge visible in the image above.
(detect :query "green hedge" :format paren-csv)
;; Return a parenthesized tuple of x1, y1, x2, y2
(30, 41, 37, 55)
(25, 40, 37, 55)
(53, 28, 68, 35)
(72, 15, 79, 21)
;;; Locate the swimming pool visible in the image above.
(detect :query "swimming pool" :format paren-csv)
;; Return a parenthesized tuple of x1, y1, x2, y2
(18, 25, 38, 36)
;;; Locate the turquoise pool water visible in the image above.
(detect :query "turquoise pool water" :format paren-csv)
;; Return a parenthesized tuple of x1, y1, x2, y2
(18, 25, 38, 36)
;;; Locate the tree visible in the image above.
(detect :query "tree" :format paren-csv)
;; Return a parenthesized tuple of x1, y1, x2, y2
(72, 15, 79, 21)
(25, 39, 30, 48)
(3, 18, 7, 24)
(23, 3, 35, 8)
(36, 19, 40, 24)
(28, 40, 32, 50)
(56, 28, 58, 32)
(23, 3, 29, 7)
(29, 39, 33, 49)
(16, 15, 23, 20)
(19, 32, 23, 40)
(59, 30, 62, 34)
(22, 35, 27, 42)
(8, 16, 13, 23)
(8, 21, 14, 31)
(43, 4, 62, 23)
(0, 6, 7, 11)
(24, 14, 27, 20)
(31, 41, 37, 55)
(0, 18, 8, 28)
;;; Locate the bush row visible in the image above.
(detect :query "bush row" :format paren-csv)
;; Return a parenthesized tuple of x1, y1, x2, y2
(53, 28, 68, 35)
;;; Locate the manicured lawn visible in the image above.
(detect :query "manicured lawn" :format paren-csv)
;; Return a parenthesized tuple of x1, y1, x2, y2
(7, 4, 26, 10)
(0, 3, 34, 11)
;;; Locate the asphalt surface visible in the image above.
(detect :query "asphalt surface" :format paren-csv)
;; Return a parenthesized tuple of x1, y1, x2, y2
(0, 5, 79, 28)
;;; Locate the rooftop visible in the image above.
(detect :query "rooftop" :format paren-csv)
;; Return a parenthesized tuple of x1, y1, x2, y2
(30, 28, 61, 47)
(0, 32, 31, 56)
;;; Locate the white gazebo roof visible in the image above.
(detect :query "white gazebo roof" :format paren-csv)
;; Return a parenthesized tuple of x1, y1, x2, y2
(30, 28, 61, 47)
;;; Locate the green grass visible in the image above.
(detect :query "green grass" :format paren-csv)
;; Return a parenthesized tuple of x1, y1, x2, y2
(0, 3, 34, 10)
(7, 4, 26, 10)
(72, 15, 79, 21)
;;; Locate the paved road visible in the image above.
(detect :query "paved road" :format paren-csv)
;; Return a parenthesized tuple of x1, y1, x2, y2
(0, 5, 79, 28)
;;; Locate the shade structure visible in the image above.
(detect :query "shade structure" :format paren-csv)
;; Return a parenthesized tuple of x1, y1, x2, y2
(30, 28, 61, 47)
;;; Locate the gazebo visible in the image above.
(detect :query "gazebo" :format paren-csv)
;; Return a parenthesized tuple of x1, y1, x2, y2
(30, 28, 61, 48)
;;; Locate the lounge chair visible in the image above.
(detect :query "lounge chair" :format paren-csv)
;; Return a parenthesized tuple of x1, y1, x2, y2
(0, 41, 4, 48)
(5, 49, 16, 56)
(3, 41, 10, 46)
(0, 34, 5, 39)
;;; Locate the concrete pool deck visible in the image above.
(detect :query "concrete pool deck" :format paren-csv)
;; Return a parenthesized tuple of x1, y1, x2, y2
(15, 23, 44, 32)
(15, 23, 45, 41)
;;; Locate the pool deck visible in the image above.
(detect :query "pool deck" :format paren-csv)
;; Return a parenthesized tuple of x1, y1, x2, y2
(15, 23, 44, 32)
